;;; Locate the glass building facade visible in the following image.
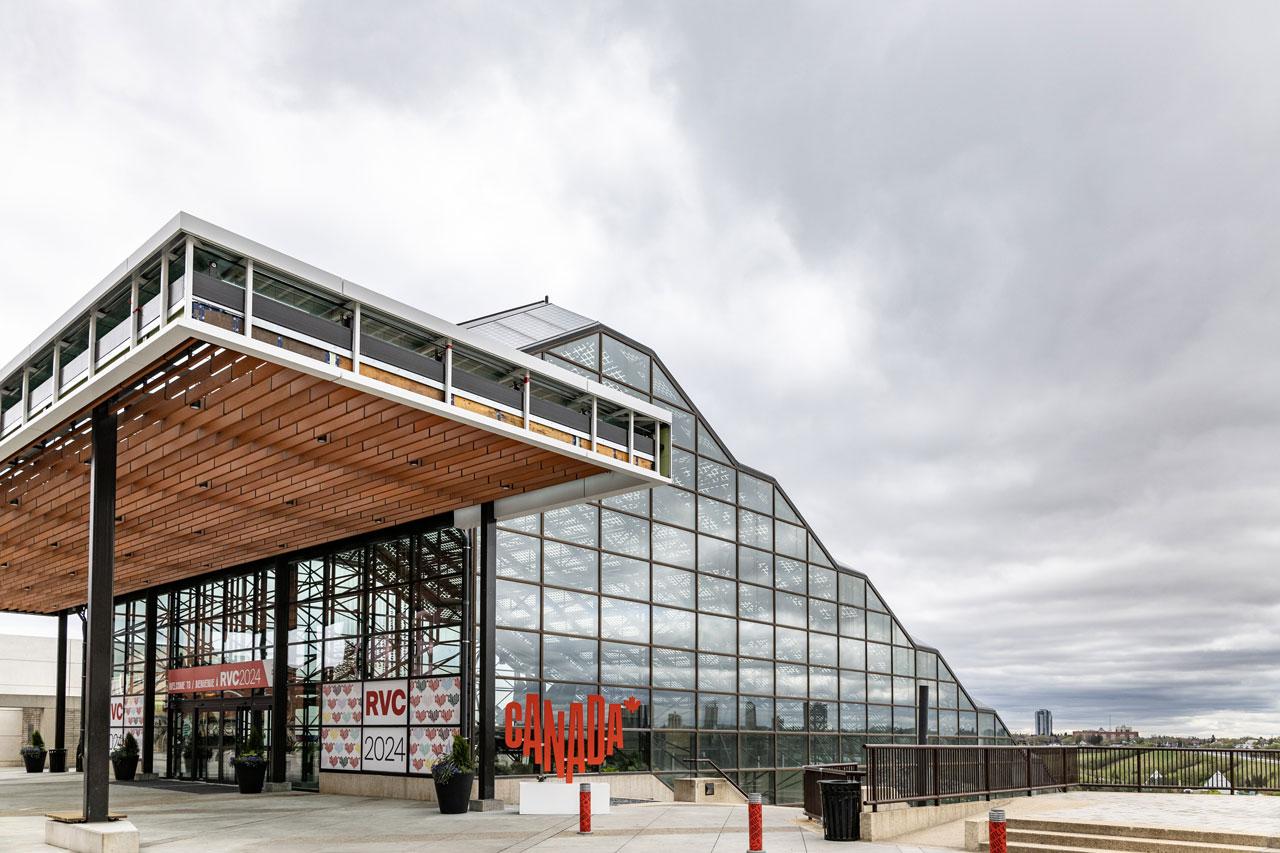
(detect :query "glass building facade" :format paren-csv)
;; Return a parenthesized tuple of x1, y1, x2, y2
(84, 294, 1009, 805)
(479, 311, 1011, 804)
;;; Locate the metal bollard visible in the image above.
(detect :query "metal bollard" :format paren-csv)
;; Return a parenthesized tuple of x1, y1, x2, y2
(988, 809, 1006, 853)
(578, 782, 592, 835)
(747, 792, 765, 853)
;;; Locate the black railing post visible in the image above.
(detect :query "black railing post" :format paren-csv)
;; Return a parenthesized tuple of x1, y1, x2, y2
(83, 403, 118, 823)
(1025, 748, 1032, 796)
(869, 747, 878, 812)
(1229, 751, 1236, 795)
(984, 747, 992, 801)
(1136, 749, 1142, 792)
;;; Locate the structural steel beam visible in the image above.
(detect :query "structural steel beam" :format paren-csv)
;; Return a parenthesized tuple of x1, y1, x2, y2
(477, 501, 497, 802)
(55, 611, 67, 755)
(142, 593, 157, 775)
(271, 559, 289, 785)
(82, 404, 117, 822)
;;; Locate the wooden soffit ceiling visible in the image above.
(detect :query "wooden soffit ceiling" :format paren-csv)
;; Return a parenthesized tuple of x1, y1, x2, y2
(0, 339, 602, 614)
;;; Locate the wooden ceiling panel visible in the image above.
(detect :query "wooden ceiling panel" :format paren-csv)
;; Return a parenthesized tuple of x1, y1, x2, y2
(0, 340, 602, 614)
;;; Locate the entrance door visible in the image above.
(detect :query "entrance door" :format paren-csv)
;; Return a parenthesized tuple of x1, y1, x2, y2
(170, 700, 271, 784)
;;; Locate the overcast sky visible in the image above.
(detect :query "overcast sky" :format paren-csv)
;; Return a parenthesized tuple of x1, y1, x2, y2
(3, 1, 1279, 737)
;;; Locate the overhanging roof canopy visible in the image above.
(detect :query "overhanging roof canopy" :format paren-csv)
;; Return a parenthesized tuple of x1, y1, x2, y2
(0, 214, 671, 614)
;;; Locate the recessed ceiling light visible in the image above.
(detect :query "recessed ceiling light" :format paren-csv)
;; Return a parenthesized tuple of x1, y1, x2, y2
(50, 541, 58, 549)
(197, 480, 211, 489)
(189, 399, 203, 410)
(284, 499, 297, 507)
(409, 459, 422, 467)
(316, 433, 330, 444)
(194, 529, 204, 536)
(6, 497, 17, 506)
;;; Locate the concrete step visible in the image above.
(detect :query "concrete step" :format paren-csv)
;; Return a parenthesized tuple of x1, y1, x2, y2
(994, 843, 1276, 853)
(996, 828, 1276, 853)
(1004, 818, 1280, 849)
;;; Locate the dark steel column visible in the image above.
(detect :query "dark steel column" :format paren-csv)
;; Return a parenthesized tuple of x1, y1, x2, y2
(77, 608, 86, 772)
(916, 685, 929, 745)
(477, 502, 497, 801)
(54, 612, 68, 760)
(142, 594, 157, 775)
(83, 404, 117, 822)
(271, 559, 290, 784)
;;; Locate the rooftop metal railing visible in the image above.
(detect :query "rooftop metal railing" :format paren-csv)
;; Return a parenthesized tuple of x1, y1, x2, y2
(858, 744, 1280, 809)
(1, 220, 671, 483)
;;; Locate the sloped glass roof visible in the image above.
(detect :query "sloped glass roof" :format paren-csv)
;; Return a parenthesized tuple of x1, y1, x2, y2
(462, 301, 594, 350)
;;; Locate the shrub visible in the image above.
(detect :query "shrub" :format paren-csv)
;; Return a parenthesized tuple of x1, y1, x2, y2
(111, 733, 139, 761)
(432, 735, 475, 784)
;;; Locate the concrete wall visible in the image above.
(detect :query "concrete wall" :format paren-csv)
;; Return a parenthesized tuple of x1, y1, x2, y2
(320, 771, 675, 804)
(0, 632, 84, 765)
(860, 797, 1018, 842)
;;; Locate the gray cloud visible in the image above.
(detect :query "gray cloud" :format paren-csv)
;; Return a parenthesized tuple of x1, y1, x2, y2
(2, 1, 1278, 736)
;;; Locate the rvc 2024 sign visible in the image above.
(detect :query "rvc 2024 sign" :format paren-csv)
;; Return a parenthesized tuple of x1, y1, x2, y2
(503, 694, 638, 783)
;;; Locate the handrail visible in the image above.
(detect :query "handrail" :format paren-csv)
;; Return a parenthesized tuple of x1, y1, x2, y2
(682, 755, 750, 801)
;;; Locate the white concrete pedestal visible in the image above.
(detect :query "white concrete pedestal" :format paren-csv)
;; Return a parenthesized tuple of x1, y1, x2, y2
(45, 819, 139, 853)
(518, 780, 610, 815)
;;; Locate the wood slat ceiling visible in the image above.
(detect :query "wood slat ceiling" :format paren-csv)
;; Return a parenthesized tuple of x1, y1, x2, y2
(0, 339, 601, 614)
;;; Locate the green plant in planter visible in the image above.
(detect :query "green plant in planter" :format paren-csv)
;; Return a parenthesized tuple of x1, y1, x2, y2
(431, 735, 475, 784)
(232, 723, 268, 769)
(21, 730, 46, 756)
(110, 732, 138, 762)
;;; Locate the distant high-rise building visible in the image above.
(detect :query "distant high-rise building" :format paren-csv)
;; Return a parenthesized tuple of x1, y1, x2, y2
(1035, 709, 1054, 737)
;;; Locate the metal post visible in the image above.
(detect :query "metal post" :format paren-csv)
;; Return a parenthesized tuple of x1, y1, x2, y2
(87, 311, 98, 379)
(1136, 750, 1142, 792)
(271, 559, 290, 785)
(159, 249, 170, 321)
(1229, 751, 1236, 795)
(349, 301, 360, 372)
(443, 342, 453, 404)
(129, 274, 141, 347)
(983, 747, 991, 801)
(53, 611, 68, 769)
(182, 236, 195, 318)
(522, 373, 531, 429)
(578, 782, 592, 835)
(915, 685, 929, 806)
(1025, 748, 1032, 796)
(747, 792, 765, 852)
(627, 410, 635, 463)
(20, 365, 29, 424)
(77, 608, 86, 771)
(51, 338, 62, 404)
(988, 809, 1007, 853)
(83, 403, 118, 822)
(476, 501, 498, 803)
(589, 397, 598, 452)
(142, 593, 157, 775)
(244, 259, 255, 337)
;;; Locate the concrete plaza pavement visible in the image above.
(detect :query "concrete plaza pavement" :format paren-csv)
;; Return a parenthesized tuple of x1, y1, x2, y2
(0, 768, 950, 853)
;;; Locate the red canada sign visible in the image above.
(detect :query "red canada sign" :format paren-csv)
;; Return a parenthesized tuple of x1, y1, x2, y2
(503, 694, 638, 783)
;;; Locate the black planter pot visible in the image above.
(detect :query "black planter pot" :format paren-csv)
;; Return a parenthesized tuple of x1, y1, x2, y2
(21, 749, 46, 773)
(48, 748, 67, 773)
(235, 760, 267, 794)
(111, 755, 139, 781)
(432, 772, 474, 814)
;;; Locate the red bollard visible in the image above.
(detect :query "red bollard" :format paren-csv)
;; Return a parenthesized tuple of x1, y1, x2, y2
(747, 792, 765, 853)
(988, 809, 1006, 853)
(578, 782, 592, 835)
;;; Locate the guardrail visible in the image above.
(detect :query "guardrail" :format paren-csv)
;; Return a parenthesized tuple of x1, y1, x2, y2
(858, 745, 1280, 810)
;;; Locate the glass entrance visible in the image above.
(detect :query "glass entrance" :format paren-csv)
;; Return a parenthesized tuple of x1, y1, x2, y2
(171, 700, 270, 784)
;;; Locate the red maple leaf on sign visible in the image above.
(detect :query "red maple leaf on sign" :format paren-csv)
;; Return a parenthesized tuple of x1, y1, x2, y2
(623, 696, 641, 713)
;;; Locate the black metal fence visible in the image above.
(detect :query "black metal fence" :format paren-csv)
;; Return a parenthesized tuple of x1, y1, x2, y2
(851, 745, 1280, 809)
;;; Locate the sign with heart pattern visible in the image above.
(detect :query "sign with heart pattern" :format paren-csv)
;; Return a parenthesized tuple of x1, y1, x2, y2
(320, 726, 362, 771)
(321, 681, 363, 726)
(408, 725, 459, 775)
(409, 676, 461, 725)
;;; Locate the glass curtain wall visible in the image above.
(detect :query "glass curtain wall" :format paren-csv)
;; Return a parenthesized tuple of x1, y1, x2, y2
(486, 330, 1011, 804)
(109, 524, 465, 790)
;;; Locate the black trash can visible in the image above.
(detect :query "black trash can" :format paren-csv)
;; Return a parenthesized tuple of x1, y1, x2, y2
(819, 779, 861, 842)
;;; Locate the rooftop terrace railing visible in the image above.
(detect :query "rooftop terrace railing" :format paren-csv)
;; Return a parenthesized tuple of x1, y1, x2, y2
(1, 219, 671, 483)
(857, 744, 1280, 810)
